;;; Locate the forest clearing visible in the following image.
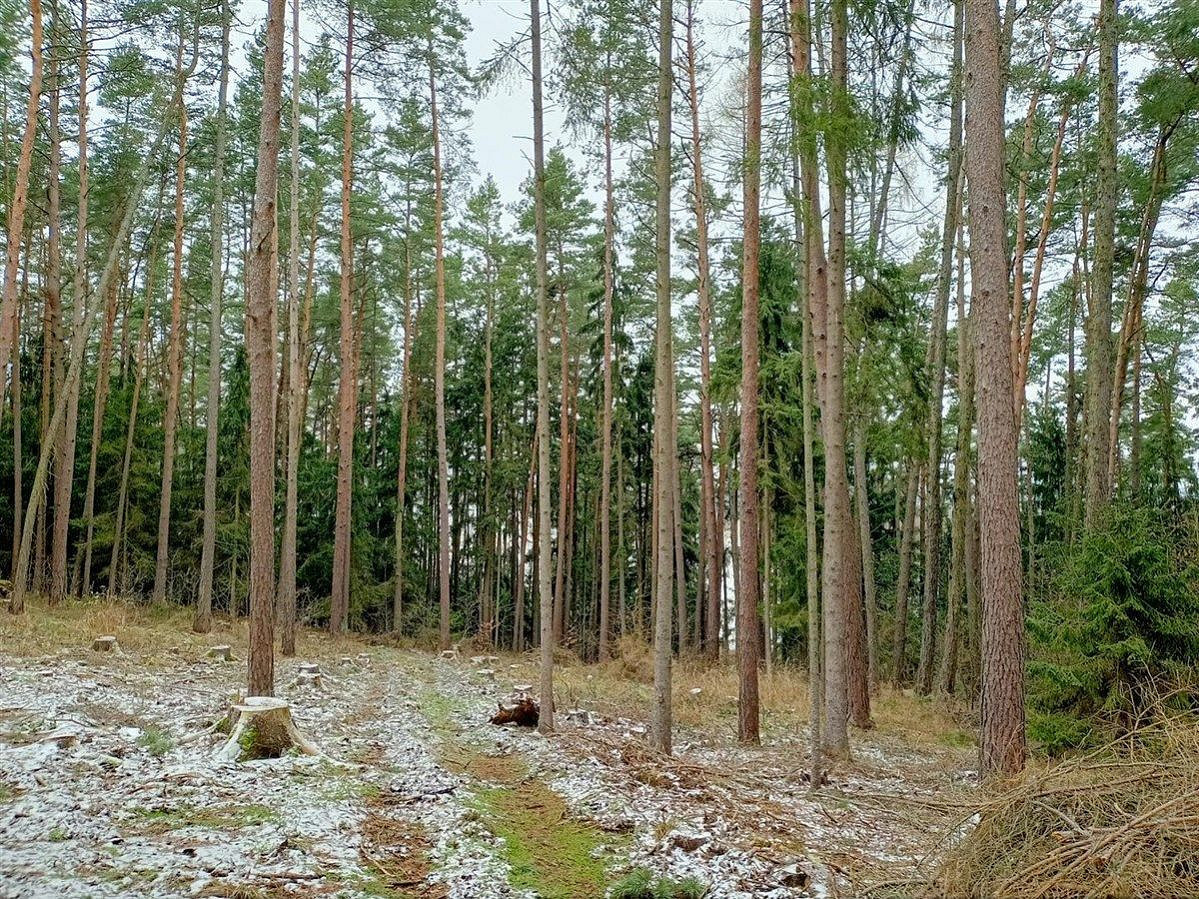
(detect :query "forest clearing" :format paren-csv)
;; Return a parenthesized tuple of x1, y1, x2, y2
(2, 0, 1199, 892)
(0, 600, 971, 898)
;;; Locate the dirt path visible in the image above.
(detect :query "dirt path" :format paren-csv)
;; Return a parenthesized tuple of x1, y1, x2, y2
(0, 608, 971, 898)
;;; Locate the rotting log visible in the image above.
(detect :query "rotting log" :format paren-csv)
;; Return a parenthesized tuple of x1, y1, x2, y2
(490, 691, 539, 728)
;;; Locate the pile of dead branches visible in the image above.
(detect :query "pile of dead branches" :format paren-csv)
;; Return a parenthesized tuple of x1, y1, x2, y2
(937, 712, 1199, 897)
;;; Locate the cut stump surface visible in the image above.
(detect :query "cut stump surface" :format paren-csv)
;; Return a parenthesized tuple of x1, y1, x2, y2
(215, 697, 320, 762)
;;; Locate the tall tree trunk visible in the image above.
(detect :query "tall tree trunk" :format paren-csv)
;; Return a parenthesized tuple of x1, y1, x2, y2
(64, 0, 94, 599)
(530, 0, 555, 735)
(196, 0, 230, 635)
(650, 0, 676, 755)
(10, 265, 24, 578)
(275, 0, 299, 651)
(791, 0, 825, 772)
(430, 53, 452, 652)
(818, 0, 857, 756)
(330, 1, 355, 634)
(150, 31, 192, 606)
(685, 2, 721, 662)
(965, 0, 1026, 776)
(480, 242, 495, 644)
(245, 0, 284, 696)
(44, 17, 66, 603)
(392, 234, 417, 632)
(553, 278, 570, 642)
(916, 1, 963, 696)
(598, 83, 615, 661)
(1083, 0, 1117, 527)
(735, 0, 763, 748)
(0, 0, 43, 467)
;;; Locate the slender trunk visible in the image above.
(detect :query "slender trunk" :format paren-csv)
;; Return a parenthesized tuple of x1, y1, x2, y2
(330, 2, 355, 634)
(791, 0, 825, 773)
(78, 257, 117, 596)
(650, 0, 676, 755)
(514, 425, 536, 651)
(940, 215, 971, 695)
(393, 239, 417, 632)
(430, 53, 452, 652)
(735, 0, 763, 748)
(196, 0, 230, 634)
(598, 84, 615, 661)
(11, 275, 23, 577)
(1084, 0, 1117, 526)
(671, 392, 686, 654)
(275, 0, 299, 651)
(45, 20, 67, 603)
(686, 6, 721, 659)
(150, 32, 191, 605)
(853, 417, 877, 693)
(818, 0, 856, 756)
(891, 463, 919, 682)
(531, 0, 555, 735)
(553, 277, 569, 642)
(965, 0, 1026, 775)
(916, 2, 963, 695)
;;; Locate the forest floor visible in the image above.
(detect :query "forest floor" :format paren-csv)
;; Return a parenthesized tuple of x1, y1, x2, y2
(0, 600, 976, 898)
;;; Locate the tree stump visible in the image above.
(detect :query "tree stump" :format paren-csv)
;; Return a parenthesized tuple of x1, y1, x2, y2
(298, 662, 321, 676)
(294, 672, 323, 689)
(207, 645, 233, 661)
(92, 635, 118, 652)
(215, 697, 320, 762)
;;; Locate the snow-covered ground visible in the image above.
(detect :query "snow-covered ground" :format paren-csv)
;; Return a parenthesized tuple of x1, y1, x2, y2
(0, 611, 972, 898)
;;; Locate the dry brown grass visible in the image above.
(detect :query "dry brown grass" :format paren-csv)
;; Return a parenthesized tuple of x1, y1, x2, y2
(934, 709, 1199, 898)
(492, 636, 966, 748)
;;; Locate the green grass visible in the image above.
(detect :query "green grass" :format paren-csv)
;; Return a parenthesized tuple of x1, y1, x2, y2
(470, 780, 621, 898)
(48, 825, 69, 842)
(320, 778, 381, 801)
(609, 868, 708, 899)
(137, 726, 174, 757)
(130, 803, 279, 833)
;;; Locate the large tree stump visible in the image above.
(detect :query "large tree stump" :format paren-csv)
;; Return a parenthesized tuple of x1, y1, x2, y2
(215, 697, 320, 762)
(91, 635, 118, 652)
(207, 645, 233, 661)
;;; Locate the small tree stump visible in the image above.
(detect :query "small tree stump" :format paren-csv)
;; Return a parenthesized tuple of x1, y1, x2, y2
(490, 693, 539, 727)
(298, 662, 321, 676)
(294, 671, 323, 689)
(92, 635, 118, 652)
(440, 650, 457, 660)
(215, 697, 320, 762)
(207, 645, 233, 661)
